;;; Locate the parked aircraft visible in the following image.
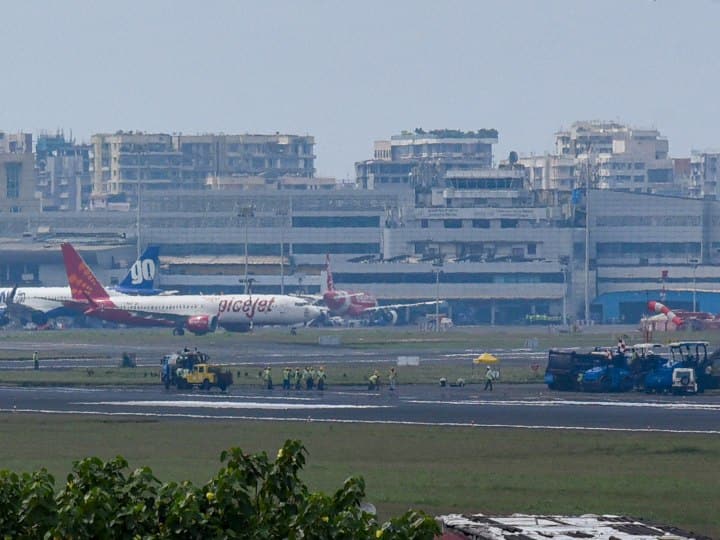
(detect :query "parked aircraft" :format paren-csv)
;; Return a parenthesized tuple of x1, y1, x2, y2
(321, 255, 440, 324)
(60, 243, 325, 335)
(0, 245, 164, 327)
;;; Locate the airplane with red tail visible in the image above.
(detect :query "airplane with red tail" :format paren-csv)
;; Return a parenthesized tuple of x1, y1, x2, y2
(322, 255, 441, 325)
(61, 243, 325, 335)
(62, 243, 220, 335)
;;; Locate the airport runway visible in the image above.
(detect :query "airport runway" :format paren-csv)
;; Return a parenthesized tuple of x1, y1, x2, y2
(1, 383, 719, 435)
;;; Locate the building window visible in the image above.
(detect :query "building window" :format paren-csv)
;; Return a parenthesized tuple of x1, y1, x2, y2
(472, 219, 490, 229)
(527, 243, 537, 255)
(443, 219, 462, 229)
(5, 163, 21, 199)
(421, 219, 428, 229)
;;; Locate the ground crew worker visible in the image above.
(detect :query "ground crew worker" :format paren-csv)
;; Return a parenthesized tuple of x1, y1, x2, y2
(294, 368, 302, 390)
(388, 367, 397, 391)
(33, 351, 39, 371)
(317, 367, 326, 391)
(484, 365, 494, 391)
(263, 366, 273, 390)
(368, 370, 379, 391)
(304, 367, 313, 390)
(282, 368, 291, 390)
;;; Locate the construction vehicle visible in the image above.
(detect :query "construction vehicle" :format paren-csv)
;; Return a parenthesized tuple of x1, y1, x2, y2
(544, 348, 609, 391)
(161, 349, 233, 391)
(545, 344, 667, 393)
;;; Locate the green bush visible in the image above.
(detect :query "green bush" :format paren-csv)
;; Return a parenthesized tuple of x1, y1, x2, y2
(0, 440, 439, 539)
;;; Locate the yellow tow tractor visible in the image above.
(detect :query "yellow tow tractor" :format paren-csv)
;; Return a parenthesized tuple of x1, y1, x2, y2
(176, 363, 233, 392)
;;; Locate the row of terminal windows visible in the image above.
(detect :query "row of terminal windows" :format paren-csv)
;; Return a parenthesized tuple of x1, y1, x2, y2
(420, 219, 520, 229)
(596, 215, 700, 227)
(334, 272, 563, 284)
(161, 243, 380, 256)
(596, 242, 700, 256)
(292, 216, 380, 228)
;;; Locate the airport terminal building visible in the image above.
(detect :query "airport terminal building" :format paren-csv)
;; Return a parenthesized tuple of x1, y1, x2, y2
(2, 126, 720, 325)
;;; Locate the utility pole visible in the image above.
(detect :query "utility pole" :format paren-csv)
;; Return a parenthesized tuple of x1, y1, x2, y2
(432, 257, 443, 332)
(238, 204, 255, 294)
(276, 207, 288, 294)
(583, 150, 593, 324)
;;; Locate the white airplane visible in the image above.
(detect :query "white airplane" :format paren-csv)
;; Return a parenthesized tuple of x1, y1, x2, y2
(0, 245, 165, 327)
(59, 242, 325, 335)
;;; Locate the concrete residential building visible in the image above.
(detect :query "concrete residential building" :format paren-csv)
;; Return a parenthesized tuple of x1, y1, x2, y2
(36, 132, 91, 211)
(174, 133, 315, 183)
(91, 132, 181, 206)
(0, 132, 38, 214)
(91, 132, 316, 206)
(690, 150, 720, 198)
(355, 129, 498, 190)
(517, 155, 576, 191)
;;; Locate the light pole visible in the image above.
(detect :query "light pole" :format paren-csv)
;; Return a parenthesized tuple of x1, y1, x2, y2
(432, 258, 443, 332)
(238, 205, 255, 294)
(560, 256, 569, 326)
(136, 152, 144, 258)
(276, 207, 288, 294)
(583, 151, 593, 324)
(692, 259, 699, 312)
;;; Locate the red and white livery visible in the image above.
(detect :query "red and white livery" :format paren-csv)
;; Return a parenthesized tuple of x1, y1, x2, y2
(321, 255, 440, 325)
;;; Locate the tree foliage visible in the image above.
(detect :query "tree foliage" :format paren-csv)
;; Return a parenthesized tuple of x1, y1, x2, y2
(0, 440, 439, 539)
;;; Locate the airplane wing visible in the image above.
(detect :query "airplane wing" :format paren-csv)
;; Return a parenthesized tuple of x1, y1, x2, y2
(290, 293, 324, 303)
(81, 305, 190, 326)
(361, 300, 446, 314)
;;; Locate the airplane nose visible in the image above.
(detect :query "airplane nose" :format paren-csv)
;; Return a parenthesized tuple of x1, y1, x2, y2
(308, 306, 327, 320)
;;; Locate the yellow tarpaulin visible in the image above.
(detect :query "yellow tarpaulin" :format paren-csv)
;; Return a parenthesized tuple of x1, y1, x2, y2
(473, 352, 498, 364)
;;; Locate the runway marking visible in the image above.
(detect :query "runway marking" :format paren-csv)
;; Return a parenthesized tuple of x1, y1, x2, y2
(74, 400, 389, 410)
(2, 407, 720, 435)
(406, 398, 720, 411)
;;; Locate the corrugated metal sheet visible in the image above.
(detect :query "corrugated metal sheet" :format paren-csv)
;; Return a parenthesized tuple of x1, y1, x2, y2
(438, 514, 709, 540)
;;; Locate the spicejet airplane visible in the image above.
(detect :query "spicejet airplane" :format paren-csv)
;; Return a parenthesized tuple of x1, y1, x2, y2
(0, 245, 165, 327)
(60, 243, 325, 335)
(322, 255, 440, 324)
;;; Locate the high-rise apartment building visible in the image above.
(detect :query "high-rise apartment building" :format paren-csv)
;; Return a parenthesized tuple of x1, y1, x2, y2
(91, 132, 315, 205)
(355, 129, 498, 190)
(0, 131, 38, 213)
(36, 132, 91, 211)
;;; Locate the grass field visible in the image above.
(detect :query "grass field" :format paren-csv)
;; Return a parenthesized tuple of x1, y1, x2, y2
(0, 414, 717, 537)
(2, 325, 708, 351)
(0, 363, 544, 387)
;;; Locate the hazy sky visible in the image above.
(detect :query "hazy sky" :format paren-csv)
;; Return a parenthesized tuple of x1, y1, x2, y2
(1, 1, 719, 178)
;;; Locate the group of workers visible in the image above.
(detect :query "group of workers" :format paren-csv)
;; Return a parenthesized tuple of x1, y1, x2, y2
(368, 367, 398, 391)
(262, 366, 327, 391)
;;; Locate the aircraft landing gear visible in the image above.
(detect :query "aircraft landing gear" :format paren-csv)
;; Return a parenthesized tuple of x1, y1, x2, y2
(173, 327, 185, 336)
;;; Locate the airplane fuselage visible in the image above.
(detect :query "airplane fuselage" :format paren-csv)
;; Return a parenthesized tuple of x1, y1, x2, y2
(323, 290, 377, 317)
(69, 293, 324, 332)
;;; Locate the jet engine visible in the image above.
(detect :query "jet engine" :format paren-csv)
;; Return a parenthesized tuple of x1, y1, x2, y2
(380, 309, 398, 325)
(186, 315, 218, 335)
(218, 321, 252, 333)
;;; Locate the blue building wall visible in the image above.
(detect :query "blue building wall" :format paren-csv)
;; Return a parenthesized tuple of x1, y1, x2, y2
(593, 289, 720, 323)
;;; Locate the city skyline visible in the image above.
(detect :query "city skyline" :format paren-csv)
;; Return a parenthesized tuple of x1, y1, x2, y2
(1, 1, 720, 178)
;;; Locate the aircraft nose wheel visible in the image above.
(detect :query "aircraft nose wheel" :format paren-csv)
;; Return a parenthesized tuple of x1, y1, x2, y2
(173, 328, 185, 336)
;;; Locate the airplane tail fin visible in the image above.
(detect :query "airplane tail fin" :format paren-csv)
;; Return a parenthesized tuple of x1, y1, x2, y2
(325, 254, 334, 292)
(116, 245, 160, 293)
(61, 243, 111, 301)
